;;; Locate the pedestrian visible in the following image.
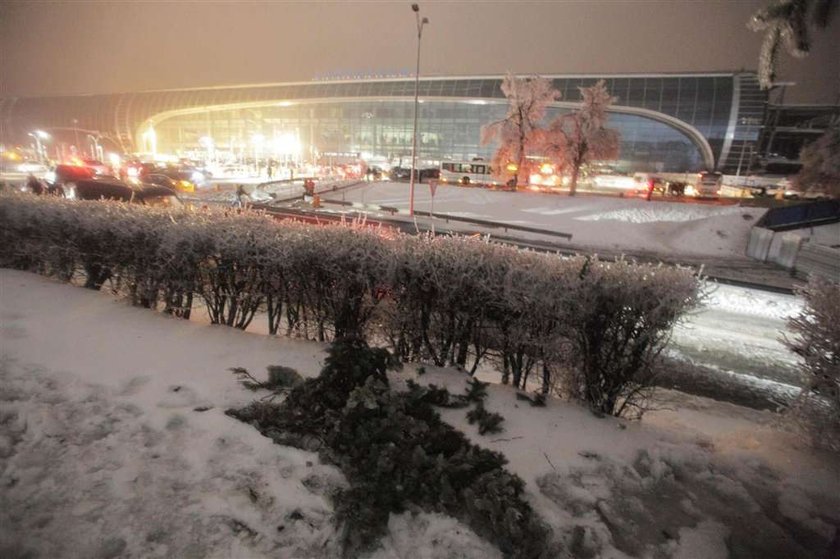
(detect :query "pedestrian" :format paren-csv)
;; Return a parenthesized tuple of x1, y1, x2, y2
(645, 177, 655, 202)
(234, 184, 247, 208)
(26, 173, 45, 195)
(267, 159, 274, 179)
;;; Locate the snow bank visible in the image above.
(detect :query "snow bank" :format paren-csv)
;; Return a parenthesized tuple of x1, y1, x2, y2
(575, 205, 743, 223)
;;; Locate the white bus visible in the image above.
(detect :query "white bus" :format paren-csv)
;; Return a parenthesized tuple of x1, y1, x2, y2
(439, 159, 499, 186)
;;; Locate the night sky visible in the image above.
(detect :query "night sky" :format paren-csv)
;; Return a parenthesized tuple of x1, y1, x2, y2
(1, 0, 838, 103)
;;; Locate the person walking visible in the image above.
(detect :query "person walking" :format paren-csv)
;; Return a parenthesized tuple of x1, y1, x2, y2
(645, 177, 655, 202)
(234, 184, 248, 209)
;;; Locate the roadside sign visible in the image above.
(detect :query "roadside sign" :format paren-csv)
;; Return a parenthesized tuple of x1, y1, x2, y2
(429, 179, 438, 197)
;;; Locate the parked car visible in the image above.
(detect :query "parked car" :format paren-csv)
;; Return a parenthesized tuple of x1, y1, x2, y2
(82, 159, 112, 176)
(122, 160, 160, 180)
(65, 178, 183, 207)
(135, 184, 185, 207)
(16, 161, 49, 174)
(390, 166, 411, 180)
(782, 189, 833, 201)
(144, 172, 196, 193)
(389, 167, 439, 181)
(45, 164, 95, 187)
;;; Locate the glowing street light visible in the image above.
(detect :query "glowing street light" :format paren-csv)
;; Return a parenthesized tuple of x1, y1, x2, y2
(142, 127, 157, 156)
(251, 134, 265, 175)
(72, 118, 80, 150)
(408, 3, 429, 216)
(199, 136, 215, 165)
(28, 130, 50, 163)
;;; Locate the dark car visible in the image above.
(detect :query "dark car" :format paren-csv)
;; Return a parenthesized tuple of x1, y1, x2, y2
(145, 173, 196, 193)
(389, 167, 439, 181)
(144, 167, 209, 192)
(136, 184, 185, 207)
(67, 179, 183, 207)
(419, 168, 440, 180)
(123, 160, 160, 180)
(390, 166, 411, 180)
(47, 164, 95, 187)
(81, 159, 112, 176)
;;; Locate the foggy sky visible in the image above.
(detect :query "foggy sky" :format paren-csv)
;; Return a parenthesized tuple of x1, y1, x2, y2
(1, 0, 838, 103)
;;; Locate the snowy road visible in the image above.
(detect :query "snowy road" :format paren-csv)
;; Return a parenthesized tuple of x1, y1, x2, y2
(664, 282, 804, 408)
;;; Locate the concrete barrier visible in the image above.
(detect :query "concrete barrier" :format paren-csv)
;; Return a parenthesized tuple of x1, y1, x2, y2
(795, 243, 840, 281)
(747, 225, 839, 281)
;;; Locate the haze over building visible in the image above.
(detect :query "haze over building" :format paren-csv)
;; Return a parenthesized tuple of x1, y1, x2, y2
(1, 1, 837, 102)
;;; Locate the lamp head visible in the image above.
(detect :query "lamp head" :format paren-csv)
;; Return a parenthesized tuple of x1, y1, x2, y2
(411, 3, 419, 12)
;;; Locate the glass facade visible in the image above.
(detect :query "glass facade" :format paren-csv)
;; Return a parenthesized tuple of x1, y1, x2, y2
(155, 100, 705, 172)
(0, 73, 766, 172)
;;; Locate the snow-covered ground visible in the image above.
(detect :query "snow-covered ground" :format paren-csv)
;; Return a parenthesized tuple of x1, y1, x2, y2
(328, 182, 766, 258)
(0, 190, 831, 557)
(666, 282, 805, 404)
(2, 270, 838, 558)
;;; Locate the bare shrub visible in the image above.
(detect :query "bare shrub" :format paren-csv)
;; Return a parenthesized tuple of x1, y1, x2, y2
(568, 258, 701, 418)
(0, 193, 702, 418)
(196, 212, 273, 329)
(784, 275, 840, 450)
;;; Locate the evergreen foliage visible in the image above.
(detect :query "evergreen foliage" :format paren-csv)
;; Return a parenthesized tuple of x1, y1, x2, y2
(466, 401, 506, 435)
(749, 0, 837, 89)
(266, 365, 305, 389)
(228, 339, 554, 558)
(464, 377, 489, 402)
(231, 365, 303, 393)
(405, 380, 469, 409)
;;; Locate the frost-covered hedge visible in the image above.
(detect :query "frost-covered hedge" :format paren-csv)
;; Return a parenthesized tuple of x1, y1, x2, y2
(784, 275, 840, 450)
(0, 193, 700, 417)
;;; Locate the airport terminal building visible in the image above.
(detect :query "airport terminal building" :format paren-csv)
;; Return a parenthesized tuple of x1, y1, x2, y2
(0, 72, 766, 173)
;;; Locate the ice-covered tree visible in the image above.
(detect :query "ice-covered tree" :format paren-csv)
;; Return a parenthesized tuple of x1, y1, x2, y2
(481, 73, 560, 187)
(784, 275, 840, 449)
(539, 80, 620, 196)
(792, 126, 840, 198)
(749, 0, 838, 89)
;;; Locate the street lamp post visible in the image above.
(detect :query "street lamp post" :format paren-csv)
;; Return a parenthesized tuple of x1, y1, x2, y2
(28, 130, 50, 164)
(408, 3, 429, 216)
(72, 119, 80, 153)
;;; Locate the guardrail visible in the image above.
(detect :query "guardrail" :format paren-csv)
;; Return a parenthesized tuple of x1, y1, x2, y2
(747, 200, 840, 282)
(755, 199, 840, 231)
